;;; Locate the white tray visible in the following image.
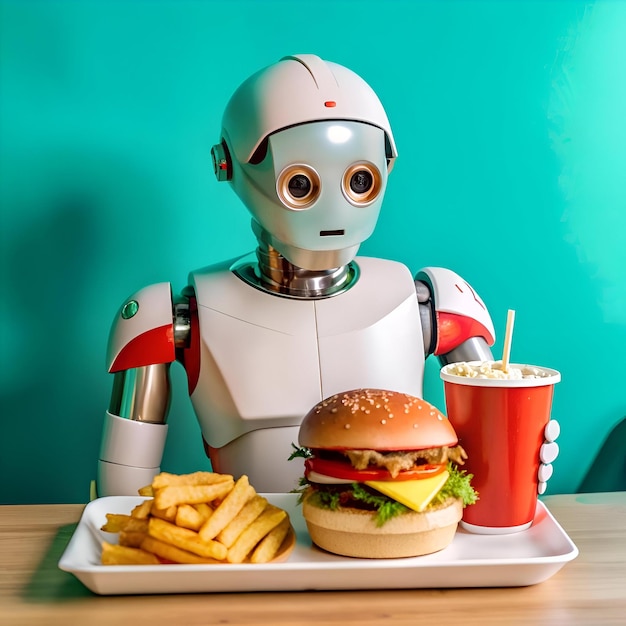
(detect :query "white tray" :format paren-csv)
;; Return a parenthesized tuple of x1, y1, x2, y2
(58, 494, 578, 595)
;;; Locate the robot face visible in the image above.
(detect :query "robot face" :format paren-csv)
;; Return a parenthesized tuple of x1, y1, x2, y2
(230, 120, 388, 269)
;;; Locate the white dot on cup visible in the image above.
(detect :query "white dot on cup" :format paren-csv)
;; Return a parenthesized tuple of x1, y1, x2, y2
(544, 420, 560, 442)
(538, 463, 553, 482)
(540, 442, 559, 464)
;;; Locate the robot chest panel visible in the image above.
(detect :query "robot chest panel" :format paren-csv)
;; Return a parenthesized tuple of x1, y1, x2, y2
(191, 259, 424, 429)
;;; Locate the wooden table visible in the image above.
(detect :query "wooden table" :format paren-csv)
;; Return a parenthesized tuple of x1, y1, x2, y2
(1, 492, 624, 626)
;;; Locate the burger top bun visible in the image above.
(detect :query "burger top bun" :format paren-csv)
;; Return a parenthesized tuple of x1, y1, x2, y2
(298, 388, 458, 451)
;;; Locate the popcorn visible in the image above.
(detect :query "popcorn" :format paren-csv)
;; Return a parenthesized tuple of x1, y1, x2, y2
(445, 361, 549, 381)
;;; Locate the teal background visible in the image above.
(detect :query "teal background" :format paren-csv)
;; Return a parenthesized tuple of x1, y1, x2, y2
(1, 0, 625, 504)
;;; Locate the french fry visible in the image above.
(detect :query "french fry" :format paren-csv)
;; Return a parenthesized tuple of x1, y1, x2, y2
(138, 484, 154, 497)
(101, 513, 133, 533)
(100, 471, 294, 566)
(154, 480, 234, 510)
(122, 517, 149, 533)
(217, 494, 267, 548)
(249, 516, 291, 564)
(101, 541, 160, 565)
(148, 517, 227, 560)
(226, 505, 287, 564)
(194, 502, 213, 523)
(118, 530, 148, 548)
(130, 500, 153, 519)
(152, 471, 233, 489)
(175, 504, 205, 531)
(140, 535, 222, 565)
(103, 514, 149, 546)
(150, 503, 178, 523)
(198, 475, 254, 541)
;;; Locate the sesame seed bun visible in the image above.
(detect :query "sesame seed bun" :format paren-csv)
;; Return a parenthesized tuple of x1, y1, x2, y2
(298, 388, 458, 450)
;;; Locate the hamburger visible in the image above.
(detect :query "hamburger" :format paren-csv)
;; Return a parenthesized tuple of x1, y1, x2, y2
(291, 388, 477, 558)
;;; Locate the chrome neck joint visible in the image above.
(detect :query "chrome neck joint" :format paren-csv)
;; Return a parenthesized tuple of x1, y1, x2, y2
(232, 242, 358, 300)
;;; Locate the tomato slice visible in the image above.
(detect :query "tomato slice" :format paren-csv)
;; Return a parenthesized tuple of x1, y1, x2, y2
(305, 457, 446, 482)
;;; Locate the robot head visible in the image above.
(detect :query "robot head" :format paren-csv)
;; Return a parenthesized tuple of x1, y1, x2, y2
(212, 54, 398, 271)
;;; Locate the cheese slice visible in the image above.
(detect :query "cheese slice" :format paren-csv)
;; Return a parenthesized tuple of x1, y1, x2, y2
(365, 470, 450, 513)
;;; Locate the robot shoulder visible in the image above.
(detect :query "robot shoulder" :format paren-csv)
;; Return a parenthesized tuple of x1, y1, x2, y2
(416, 267, 495, 356)
(107, 282, 176, 373)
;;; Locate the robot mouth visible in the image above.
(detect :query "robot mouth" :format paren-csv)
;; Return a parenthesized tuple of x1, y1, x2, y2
(319, 229, 345, 237)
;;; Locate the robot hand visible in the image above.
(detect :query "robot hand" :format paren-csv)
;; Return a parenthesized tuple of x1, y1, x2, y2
(538, 420, 560, 494)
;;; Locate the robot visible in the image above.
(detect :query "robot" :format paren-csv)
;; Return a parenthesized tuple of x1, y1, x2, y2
(98, 54, 499, 497)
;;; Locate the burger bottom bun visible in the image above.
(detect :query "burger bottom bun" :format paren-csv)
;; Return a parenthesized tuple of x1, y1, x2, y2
(302, 497, 463, 559)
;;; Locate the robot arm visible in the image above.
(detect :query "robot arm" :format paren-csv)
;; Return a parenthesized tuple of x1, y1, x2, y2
(98, 282, 188, 496)
(415, 267, 496, 365)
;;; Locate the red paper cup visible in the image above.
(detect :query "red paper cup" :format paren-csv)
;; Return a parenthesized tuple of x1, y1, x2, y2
(440, 362, 560, 534)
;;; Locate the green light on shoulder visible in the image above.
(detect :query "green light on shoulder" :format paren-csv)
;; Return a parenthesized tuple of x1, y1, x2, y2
(121, 300, 139, 319)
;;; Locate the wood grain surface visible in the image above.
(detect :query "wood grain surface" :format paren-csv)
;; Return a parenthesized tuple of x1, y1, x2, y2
(1, 492, 624, 626)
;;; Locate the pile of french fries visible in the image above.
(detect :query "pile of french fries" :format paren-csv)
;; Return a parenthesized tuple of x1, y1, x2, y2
(101, 472, 293, 565)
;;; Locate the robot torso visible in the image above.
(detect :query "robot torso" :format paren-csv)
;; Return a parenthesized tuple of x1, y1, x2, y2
(186, 255, 425, 451)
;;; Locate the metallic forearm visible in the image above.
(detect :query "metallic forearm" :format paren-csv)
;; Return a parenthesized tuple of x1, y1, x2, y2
(437, 336, 494, 367)
(108, 364, 172, 424)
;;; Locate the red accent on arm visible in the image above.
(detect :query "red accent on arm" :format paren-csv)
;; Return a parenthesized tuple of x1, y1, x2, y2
(182, 296, 201, 394)
(109, 325, 175, 372)
(435, 311, 495, 356)
(324, 101, 336, 107)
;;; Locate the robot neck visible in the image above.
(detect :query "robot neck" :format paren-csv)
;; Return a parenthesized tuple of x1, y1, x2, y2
(231, 222, 359, 298)
(254, 240, 356, 298)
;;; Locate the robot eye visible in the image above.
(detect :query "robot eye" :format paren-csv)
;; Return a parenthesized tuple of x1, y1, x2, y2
(276, 164, 321, 210)
(288, 174, 311, 199)
(350, 170, 373, 195)
(342, 162, 382, 206)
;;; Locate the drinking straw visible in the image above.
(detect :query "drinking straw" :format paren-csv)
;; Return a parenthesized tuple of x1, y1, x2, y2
(501, 309, 515, 373)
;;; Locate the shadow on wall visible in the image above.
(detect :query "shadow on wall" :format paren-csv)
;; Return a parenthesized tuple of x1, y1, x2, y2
(577, 417, 626, 493)
(0, 176, 109, 503)
(0, 147, 176, 504)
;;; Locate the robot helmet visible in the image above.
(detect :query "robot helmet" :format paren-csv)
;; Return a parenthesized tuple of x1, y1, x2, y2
(212, 55, 398, 271)
(213, 54, 398, 178)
